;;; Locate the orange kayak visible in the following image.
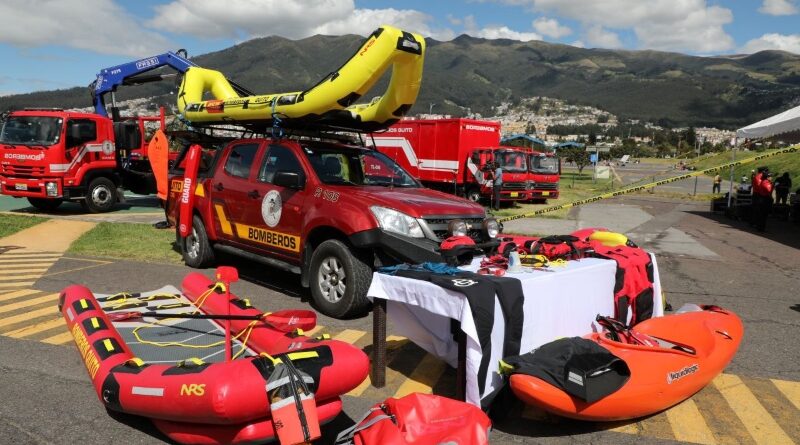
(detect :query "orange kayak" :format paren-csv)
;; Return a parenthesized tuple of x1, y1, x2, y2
(509, 306, 743, 421)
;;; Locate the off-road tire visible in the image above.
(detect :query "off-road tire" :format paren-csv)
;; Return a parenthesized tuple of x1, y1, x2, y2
(181, 215, 215, 268)
(309, 239, 372, 319)
(84, 177, 117, 213)
(466, 187, 482, 203)
(27, 198, 63, 211)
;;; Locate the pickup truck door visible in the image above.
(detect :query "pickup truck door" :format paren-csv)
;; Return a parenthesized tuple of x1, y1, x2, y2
(236, 143, 307, 263)
(209, 141, 263, 245)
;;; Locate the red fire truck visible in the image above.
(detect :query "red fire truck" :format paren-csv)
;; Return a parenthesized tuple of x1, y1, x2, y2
(0, 108, 164, 212)
(527, 150, 560, 202)
(370, 118, 531, 204)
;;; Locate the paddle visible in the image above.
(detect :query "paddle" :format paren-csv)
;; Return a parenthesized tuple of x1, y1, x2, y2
(109, 309, 317, 332)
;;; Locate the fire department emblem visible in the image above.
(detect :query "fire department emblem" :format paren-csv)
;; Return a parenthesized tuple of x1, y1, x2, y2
(101, 140, 114, 155)
(261, 190, 282, 228)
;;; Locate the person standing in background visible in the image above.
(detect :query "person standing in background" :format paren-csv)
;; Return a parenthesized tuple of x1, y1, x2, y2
(713, 174, 721, 194)
(492, 162, 503, 211)
(753, 170, 774, 232)
(775, 172, 792, 205)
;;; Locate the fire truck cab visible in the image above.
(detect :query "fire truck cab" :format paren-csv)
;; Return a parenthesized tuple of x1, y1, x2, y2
(0, 108, 162, 212)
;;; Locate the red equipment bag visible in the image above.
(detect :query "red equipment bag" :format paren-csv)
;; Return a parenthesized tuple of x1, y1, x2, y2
(588, 244, 655, 326)
(334, 393, 491, 445)
(530, 234, 589, 260)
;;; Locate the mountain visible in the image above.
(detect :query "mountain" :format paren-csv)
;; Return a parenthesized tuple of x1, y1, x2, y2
(2, 34, 800, 129)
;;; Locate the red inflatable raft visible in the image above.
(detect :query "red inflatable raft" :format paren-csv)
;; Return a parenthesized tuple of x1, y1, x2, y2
(59, 272, 369, 444)
(509, 305, 743, 421)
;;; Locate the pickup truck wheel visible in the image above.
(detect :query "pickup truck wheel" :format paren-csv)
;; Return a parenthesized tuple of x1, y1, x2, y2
(84, 177, 117, 213)
(181, 215, 215, 268)
(309, 240, 372, 318)
(466, 187, 482, 203)
(27, 198, 62, 211)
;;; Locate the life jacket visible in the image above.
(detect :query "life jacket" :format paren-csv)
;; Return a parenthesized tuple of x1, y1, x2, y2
(529, 235, 591, 260)
(587, 244, 655, 326)
(335, 393, 491, 445)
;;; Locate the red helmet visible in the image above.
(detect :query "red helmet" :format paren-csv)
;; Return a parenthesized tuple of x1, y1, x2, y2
(440, 235, 476, 251)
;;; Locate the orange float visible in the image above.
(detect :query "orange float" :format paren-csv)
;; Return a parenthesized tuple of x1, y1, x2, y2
(509, 306, 743, 421)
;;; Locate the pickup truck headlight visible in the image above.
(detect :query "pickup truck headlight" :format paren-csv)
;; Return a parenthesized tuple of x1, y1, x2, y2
(45, 182, 58, 197)
(482, 218, 500, 239)
(370, 206, 425, 238)
(448, 219, 468, 237)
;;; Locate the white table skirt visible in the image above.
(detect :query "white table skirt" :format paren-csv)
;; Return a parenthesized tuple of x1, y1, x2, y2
(367, 255, 663, 406)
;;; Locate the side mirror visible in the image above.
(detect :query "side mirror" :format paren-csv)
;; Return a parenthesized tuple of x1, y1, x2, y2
(274, 171, 305, 189)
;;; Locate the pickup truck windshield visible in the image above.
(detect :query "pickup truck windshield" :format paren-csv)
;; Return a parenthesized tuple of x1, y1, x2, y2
(496, 151, 527, 173)
(530, 155, 559, 174)
(304, 146, 419, 187)
(0, 116, 62, 147)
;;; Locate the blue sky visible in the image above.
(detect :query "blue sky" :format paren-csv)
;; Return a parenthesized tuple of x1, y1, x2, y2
(0, 0, 798, 96)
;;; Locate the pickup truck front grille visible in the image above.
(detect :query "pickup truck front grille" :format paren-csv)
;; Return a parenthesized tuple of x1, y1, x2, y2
(502, 182, 527, 191)
(1, 164, 46, 178)
(531, 182, 558, 190)
(422, 215, 486, 241)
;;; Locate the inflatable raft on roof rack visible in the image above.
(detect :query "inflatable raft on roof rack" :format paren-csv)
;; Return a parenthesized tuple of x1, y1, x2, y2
(177, 25, 425, 132)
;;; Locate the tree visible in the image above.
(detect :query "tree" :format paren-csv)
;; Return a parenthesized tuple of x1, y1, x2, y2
(685, 126, 697, 148)
(562, 147, 591, 176)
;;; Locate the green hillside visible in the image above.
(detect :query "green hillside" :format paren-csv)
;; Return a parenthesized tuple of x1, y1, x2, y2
(692, 149, 800, 189)
(2, 34, 799, 128)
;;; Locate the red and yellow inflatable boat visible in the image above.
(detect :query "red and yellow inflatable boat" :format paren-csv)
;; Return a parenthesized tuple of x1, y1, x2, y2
(59, 271, 369, 444)
(509, 305, 743, 421)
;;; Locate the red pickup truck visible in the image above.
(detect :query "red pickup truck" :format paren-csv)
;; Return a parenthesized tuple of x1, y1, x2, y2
(166, 136, 500, 318)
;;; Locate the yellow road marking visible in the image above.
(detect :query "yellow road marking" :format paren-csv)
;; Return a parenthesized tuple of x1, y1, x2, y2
(0, 305, 59, 329)
(713, 373, 794, 445)
(0, 263, 55, 269)
(0, 253, 61, 261)
(40, 263, 107, 278)
(346, 375, 373, 397)
(0, 281, 34, 288)
(0, 258, 58, 263)
(0, 269, 49, 275)
(665, 399, 717, 445)
(610, 421, 641, 435)
(41, 330, 75, 345)
(0, 289, 40, 302)
(0, 274, 44, 280)
(3, 317, 65, 338)
(333, 329, 367, 344)
(771, 379, 800, 411)
(304, 326, 323, 337)
(393, 353, 447, 398)
(0, 292, 59, 314)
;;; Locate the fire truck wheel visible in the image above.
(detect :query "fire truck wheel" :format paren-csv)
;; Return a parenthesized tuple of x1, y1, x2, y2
(27, 198, 63, 212)
(309, 239, 372, 318)
(466, 187, 482, 203)
(85, 177, 117, 213)
(181, 215, 215, 268)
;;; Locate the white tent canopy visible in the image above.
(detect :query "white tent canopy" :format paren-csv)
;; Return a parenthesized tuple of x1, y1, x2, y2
(737, 104, 800, 140)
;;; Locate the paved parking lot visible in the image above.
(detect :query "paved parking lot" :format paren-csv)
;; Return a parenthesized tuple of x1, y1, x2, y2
(0, 196, 798, 444)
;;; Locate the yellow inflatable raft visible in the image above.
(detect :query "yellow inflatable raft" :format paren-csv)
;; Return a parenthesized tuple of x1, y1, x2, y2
(177, 25, 425, 132)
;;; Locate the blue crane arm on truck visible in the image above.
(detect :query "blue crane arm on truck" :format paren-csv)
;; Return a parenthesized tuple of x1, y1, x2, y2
(91, 51, 196, 119)
(90, 50, 254, 121)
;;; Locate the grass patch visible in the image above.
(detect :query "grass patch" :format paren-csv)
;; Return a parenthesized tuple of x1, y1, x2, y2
(689, 148, 800, 187)
(0, 213, 48, 238)
(68, 222, 182, 264)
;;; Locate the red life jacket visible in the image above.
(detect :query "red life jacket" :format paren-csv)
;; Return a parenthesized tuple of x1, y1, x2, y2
(588, 243, 655, 326)
(335, 393, 491, 445)
(529, 235, 591, 260)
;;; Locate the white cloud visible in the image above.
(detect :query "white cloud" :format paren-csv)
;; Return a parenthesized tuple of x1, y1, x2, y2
(585, 25, 622, 48)
(150, 0, 452, 40)
(472, 26, 542, 41)
(571, 40, 585, 48)
(532, 17, 571, 38)
(460, 15, 541, 41)
(488, 0, 736, 53)
(741, 33, 800, 54)
(0, 0, 172, 57)
(759, 0, 798, 15)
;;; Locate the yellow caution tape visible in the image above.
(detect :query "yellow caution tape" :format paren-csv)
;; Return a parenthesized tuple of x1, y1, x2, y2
(499, 146, 798, 223)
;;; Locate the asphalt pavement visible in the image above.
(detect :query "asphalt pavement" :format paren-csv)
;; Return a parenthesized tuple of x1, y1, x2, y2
(1, 195, 798, 444)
